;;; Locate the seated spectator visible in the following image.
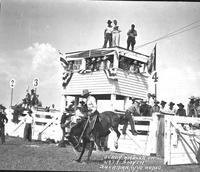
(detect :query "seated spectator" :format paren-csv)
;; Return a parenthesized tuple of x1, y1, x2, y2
(176, 103, 186, 116)
(99, 57, 106, 70)
(130, 60, 140, 73)
(68, 100, 75, 112)
(152, 100, 160, 113)
(95, 57, 101, 71)
(105, 57, 113, 69)
(119, 56, 129, 71)
(67, 61, 74, 71)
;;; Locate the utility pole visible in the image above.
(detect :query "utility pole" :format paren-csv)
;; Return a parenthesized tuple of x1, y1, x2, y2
(9, 79, 16, 107)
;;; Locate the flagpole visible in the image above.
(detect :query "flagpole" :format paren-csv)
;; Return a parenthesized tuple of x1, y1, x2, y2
(154, 44, 157, 102)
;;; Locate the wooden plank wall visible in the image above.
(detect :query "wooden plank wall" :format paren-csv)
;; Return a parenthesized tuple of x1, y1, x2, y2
(164, 116, 200, 165)
(115, 69, 148, 100)
(64, 71, 113, 95)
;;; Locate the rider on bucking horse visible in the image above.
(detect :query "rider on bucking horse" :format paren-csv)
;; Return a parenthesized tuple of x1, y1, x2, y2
(81, 89, 100, 141)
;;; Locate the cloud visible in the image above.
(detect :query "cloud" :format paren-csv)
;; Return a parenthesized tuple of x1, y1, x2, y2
(25, 42, 63, 83)
(26, 42, 57, 70)
(25, 42, 63, 107)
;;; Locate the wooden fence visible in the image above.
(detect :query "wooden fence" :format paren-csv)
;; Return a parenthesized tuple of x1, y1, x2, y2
(6, 109, 62, 142)
(164, 115, 200, 165)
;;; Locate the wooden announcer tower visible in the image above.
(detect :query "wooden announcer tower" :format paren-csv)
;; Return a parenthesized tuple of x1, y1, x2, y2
(61, 46, 150, 112)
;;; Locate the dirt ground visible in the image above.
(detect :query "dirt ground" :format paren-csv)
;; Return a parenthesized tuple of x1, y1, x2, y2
(0, 136, 199, 172)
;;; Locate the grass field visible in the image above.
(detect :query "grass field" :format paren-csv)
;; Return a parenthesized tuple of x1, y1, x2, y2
(0, 136, 199, 172)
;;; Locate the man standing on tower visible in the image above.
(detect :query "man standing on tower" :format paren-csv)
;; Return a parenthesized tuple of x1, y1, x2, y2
(127, 24, 137, 51)
(103, 20, 113, 48)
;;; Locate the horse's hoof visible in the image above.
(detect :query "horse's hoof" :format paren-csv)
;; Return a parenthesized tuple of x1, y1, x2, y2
(73, 159, 81, 163)
(104, 147, 110, 151)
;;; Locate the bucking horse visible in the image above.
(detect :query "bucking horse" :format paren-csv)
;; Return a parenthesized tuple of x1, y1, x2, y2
(67, 108, 132, 163)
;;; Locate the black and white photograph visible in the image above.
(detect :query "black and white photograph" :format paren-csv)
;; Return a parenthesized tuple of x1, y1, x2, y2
(0, 0, 200, 171)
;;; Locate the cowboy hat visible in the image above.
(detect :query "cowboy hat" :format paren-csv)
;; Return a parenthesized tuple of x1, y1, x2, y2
(82, 89, 91, 96)
(161, 100, 167, 105)
(27, 109, 32, 114)
(195, 97, 200, 100)
(154, 100, 160, 104)
(177, 103, 184, 107)
(189, 96, 195, 100)
(169, 102, 175, 106)
(107, 20, 112, 24)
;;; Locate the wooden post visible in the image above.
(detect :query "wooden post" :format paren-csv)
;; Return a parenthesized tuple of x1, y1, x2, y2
(60, 95, 67, 112)
(10, 88, 14, 107)
(124, 96, 129, 111)
(113, 51, 119, 68)
(164, 115, 171, 165)
(74, 96, 79, 111)
(81, 58, 86, 70)
(110, 94, 116, 111)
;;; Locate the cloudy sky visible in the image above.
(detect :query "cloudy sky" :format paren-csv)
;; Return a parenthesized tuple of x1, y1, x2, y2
(0, 0, 200, 109)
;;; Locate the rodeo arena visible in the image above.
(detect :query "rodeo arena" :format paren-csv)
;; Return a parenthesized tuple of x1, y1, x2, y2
(1, 21, 200, 172)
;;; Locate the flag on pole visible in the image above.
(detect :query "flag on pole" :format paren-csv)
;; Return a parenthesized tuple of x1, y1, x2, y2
(62, 71, 73, 88)
(60, 57, 68, 67)
(147, 45, 156, 74)
(58, 50, 69, 68)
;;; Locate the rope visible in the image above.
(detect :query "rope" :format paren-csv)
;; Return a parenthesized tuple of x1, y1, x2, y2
(79, 118, 89, 143)
(135, 19, 200, 50)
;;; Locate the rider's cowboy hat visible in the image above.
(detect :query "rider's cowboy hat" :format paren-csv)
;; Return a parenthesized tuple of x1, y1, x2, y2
(82, 89, 91, 96)
(169, 102, 175, 106)
(177, 103, 184, 108)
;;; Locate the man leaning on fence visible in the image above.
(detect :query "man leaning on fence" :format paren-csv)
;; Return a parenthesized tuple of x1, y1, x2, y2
(0, 104, 8, 144)
(121, 97, 141, 135)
